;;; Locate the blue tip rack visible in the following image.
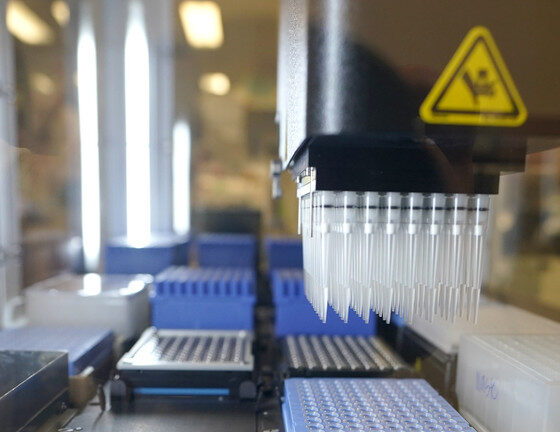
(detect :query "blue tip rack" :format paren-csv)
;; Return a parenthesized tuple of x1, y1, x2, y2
(151, 266, 256, 330)
(283, 378, 476, 432)
(265, 236, 303, 271)
(272, 269, 376, 336)
(0, 326, 114, 376)
(196, 233, 256, 268)
(105, 234, 190, 275)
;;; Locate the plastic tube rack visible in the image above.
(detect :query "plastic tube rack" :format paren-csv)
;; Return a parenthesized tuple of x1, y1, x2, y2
(151, 266, 256, 330)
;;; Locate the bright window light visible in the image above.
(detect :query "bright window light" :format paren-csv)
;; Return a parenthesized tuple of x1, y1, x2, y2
(179, 1, 223, 49)
(199, 72, 230, 96)
(7, 0, 54, 45)
(51, 0, 70, 27)
(77, 14, 100, 271)
(125, 1, 151, 246)
(173, 121, 191, 235)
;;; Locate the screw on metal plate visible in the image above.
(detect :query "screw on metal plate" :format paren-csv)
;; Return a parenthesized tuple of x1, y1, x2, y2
(57, 402, 68, 414)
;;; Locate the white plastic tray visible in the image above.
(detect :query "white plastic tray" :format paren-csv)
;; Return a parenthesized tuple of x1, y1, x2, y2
(407, 297, 560, 354)
(26, 273, 152, 339)
(457, 334, 560, 432)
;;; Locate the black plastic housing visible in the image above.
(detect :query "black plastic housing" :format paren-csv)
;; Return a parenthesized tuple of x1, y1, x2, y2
(276, 0, 560, 194)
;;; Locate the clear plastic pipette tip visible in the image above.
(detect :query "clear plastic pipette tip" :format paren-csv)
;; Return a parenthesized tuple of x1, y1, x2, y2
(299, 191, 490, 323)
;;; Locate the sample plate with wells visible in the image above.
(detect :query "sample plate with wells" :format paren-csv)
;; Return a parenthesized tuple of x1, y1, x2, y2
(283, 378, 476, 432)
(282, 335, 406, 377)
(115, 328, 256, 399)
(118, 327, 254, 371)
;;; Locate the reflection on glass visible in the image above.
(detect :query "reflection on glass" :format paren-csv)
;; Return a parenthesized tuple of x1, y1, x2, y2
(125, 1, 151, 247)
(51, 0, 70, 27)
(199, 72, 230, 96)
(7, 0, 54, 45)
(173, 120, 191, 235)
(77, 10, 101, 271)
(179, 1, 223, 49)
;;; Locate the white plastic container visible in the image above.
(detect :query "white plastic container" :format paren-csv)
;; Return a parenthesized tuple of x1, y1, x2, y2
(407, 297, 560, 354)
(456, 334, 560, 432)
(25, 273, 152, 339)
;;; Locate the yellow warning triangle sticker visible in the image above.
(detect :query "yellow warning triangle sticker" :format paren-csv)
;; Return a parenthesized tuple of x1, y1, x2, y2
(420, 26, 527, 127)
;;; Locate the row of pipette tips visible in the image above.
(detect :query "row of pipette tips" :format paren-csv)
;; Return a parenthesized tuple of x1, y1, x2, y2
(299, 191, 490, 324)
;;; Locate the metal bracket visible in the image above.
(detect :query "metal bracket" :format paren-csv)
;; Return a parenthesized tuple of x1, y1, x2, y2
(296, 167, 316, 198)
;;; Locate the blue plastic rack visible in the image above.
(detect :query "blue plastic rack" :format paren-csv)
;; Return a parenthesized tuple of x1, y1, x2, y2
(196, 233, 256, 268)
(272, 269, 376, 336)
(151, 266, 256, 330)
(105, 233, 190, 275)
(265, 236, 303, 271)
(283, 378, 476, 432)
(0, 326, 114, 376)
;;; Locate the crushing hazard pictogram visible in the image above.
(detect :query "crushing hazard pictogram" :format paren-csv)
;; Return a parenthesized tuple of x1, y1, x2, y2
(420, 26, 527, 127)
